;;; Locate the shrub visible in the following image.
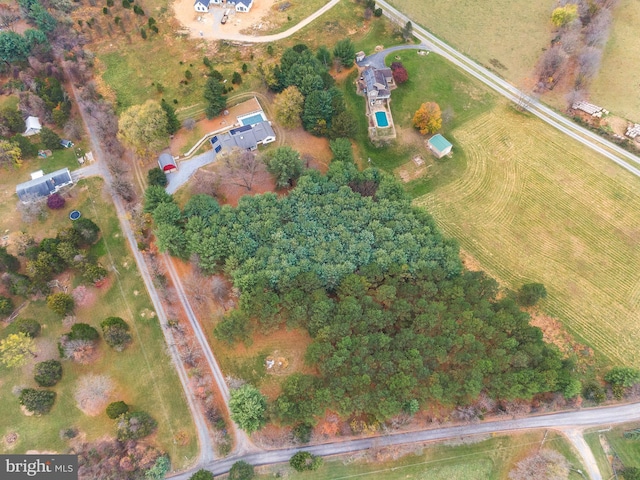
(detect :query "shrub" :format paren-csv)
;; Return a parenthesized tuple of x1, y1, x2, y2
(147, 167, 168, 187)
(289, 451, 322, 472)
(605, 367, 640, 388)
(517, 283, 547, 307)
(15, 318, 41, 338)
(0, 295, 14, 315)
(46, 193, 66, 210)
(116, 411, 157, 440)
(69, 323, 100, 341)
(185, 70, 193, 81)
(40, 127, 62, 150)
(34, 360, 63, 387)
(72, 218, 101, 245)
(228, 460, 255, 480)
(106, 401, 129, 419)
(101, 316, 132, 351)
(189, 470, 214, 480)
(232, 72, 242, 85)
(20, 388, 56, 414)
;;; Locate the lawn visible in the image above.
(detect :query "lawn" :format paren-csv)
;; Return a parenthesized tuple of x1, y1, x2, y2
(590, 0, 640, 120)
(262, 0, 329, 34)
(256, 431, 585, 479)
(340, 48, 494, 195)
(584, 429, 614, 478)
(415, 102, 640, 366)
(606, 422, 640, 469)
(0, 178, 197, 468)
(387, 0, 553, 87)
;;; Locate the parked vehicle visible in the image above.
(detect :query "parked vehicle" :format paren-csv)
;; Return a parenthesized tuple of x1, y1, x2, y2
(60, 139, 74, 148)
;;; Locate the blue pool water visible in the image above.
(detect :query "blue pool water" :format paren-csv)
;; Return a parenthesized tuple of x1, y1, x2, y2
(375, 111, 389, 127)
(239, 113, 266, 126)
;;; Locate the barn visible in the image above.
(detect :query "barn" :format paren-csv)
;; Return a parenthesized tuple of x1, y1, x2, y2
(428, 134, 453, 158)
(158, 153, 178, 173)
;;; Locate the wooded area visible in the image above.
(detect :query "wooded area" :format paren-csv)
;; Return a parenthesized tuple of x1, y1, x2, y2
(151, 147, 574, 423)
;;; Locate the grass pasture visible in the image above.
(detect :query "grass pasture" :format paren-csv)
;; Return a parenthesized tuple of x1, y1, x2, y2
(262, 0, 329, 34)
(0, 178, 197, 468)
(590, 0, 640, 120)
(585, 422, 640, 474)
(387, 0, 553, 86)
(416, 103, 640, 366)
(255, 431, 585, 479)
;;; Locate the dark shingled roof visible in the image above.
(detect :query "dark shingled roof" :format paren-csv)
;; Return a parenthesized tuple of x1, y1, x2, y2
(211, 120, 276, 151)
(363, 67, 391, 100)
(16, 168, 73, 202)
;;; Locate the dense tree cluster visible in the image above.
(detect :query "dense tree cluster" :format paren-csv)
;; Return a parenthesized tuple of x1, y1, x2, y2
(17, 217, 104, 293)
(268, 43, 357, 139)
(153, 146, 575, 423)
(76, 438, 165, 480)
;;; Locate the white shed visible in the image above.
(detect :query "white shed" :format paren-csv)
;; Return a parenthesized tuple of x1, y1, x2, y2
(194, 0, 210, 12)
(23, 116, 42, 136)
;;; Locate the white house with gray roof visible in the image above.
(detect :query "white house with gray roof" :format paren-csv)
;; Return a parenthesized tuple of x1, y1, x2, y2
(210, 121, 275, 153)
(16, 168, 73, 202)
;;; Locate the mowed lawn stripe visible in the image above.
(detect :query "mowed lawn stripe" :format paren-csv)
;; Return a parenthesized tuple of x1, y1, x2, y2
(416, 105, 640, 365)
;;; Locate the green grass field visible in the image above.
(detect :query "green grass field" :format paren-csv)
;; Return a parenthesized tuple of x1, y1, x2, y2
(585, 422, 640, 474)
(387, 0, 553, 86)
(262, 0, 329, 34)
(256, 431, 585, 479)
(590, 0, 640, 120)
(0, 179, 197, 468)
(415, 103, 640, 366)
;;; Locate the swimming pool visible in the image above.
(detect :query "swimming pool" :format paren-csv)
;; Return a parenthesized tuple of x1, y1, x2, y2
(239, 112, 266, 126)
(375, 111, 389, 128)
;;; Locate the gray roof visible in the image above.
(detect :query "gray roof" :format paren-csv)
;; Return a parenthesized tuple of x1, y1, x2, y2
(235, 0, 252, 7)
(212, 121, 275, 151)
(16, 168, 73, 201)
(195, 0, 210, 6)
(363, 67, 390, 99)
(158, 153, 176, 169)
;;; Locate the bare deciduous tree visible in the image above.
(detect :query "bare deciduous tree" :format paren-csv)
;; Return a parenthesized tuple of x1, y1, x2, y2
(62, 338, 97, 364)
(577, 46, 602, 80)
(211, 276, 229, 305)
(182, 118, 196, 131)
(585, 9, 612, 47)
(218, 147, 264, 191)
(536, 45, 568, 91)
(509, 449, 569, 480)
(74, 374, 114, 416)
(17, 197, 48, 224)
(191, 170, 220, 198)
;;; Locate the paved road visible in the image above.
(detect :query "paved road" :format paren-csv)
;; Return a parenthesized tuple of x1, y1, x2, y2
(169, 402, 640, 478)
(166, 150, 215, 194)
(205, 0, 341, 43)
(376, 0, 640, 178)
(62, 68, 216, 466)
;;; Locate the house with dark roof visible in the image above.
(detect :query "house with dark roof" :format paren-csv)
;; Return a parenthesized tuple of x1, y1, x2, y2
(16, 168, 73, 202)
(210, 120, 276, 152)
(428, 134, 453, 158)
(194, 0, 210, 12)
(158, 153, 178, 173)
(234, 0, 253, 12)
(361, 67, 394, 104)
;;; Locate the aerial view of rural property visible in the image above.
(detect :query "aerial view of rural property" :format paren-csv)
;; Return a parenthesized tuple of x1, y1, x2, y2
(2, 0, 640, 478)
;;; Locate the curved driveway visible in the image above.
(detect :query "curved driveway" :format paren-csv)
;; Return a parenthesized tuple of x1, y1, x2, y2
(210, 0, 341, 43)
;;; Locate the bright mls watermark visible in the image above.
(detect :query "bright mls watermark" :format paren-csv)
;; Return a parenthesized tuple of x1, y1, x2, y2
(1, 455, 78, 479)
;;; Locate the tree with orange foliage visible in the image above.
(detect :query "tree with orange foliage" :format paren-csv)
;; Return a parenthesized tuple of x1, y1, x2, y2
(412, 102, 442, 135)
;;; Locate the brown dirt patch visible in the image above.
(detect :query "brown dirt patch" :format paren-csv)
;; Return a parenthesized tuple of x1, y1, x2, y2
(282, 128, 332, 173)
(395, 159, 429, 183)
(529, 311, 594, 364)
(459, 249, 484, 273)
(3, 432, 19, 450)
(173, 0, 277, 40)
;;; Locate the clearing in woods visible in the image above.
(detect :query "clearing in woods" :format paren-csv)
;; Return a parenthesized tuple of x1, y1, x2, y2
(387, 0, 552, 86)
(590, 0, 640, 120)
(415, 104, 640, 367)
